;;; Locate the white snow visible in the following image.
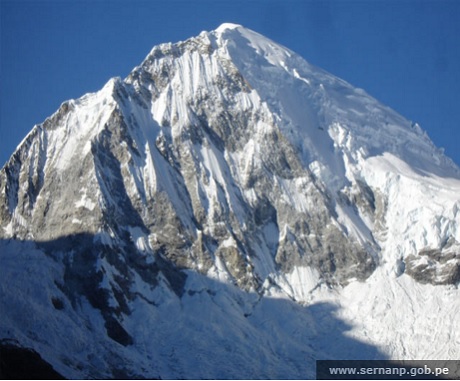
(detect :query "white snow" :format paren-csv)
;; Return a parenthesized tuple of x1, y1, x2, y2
(49, 80, 119, 172)
(128, 226, 152, 254)
(337, 269, 460, 360)
(273, 266, 321, 302)
(74, 193, 96, 211)
(215, 22, 242, 33)
(357, 152, 460, 271)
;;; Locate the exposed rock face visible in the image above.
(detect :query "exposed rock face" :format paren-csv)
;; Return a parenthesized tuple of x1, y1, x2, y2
(405, 238, 460, 285)
(1, 24, 459, 379)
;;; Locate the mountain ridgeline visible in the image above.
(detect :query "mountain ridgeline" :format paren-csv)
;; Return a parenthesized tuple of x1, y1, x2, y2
(1, 24, 459, 379)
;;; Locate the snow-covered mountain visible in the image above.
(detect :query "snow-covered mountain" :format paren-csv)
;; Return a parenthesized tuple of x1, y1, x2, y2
(1, 23, 459, 379)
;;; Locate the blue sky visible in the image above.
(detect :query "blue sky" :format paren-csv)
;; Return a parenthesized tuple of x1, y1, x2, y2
(1, 0, 459, 168)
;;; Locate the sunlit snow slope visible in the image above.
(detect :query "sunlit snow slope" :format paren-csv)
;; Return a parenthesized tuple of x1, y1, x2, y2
(1, 23, 459, 379)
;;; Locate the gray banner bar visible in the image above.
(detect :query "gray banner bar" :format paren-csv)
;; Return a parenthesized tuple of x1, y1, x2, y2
(316, 360, 460, 380)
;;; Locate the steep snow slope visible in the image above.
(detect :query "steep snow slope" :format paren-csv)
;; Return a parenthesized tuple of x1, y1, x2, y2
(0, 23, 459, 378)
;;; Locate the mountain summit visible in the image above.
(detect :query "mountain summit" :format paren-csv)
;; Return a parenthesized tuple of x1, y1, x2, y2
(1, 24, 459, 379)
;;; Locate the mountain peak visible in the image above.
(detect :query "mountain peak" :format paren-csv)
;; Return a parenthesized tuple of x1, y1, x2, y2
(215, 22, 243, 33)
(1, 24, 460, 379)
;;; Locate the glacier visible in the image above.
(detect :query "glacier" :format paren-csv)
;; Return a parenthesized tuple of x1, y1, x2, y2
(0, 23, 459, 379)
